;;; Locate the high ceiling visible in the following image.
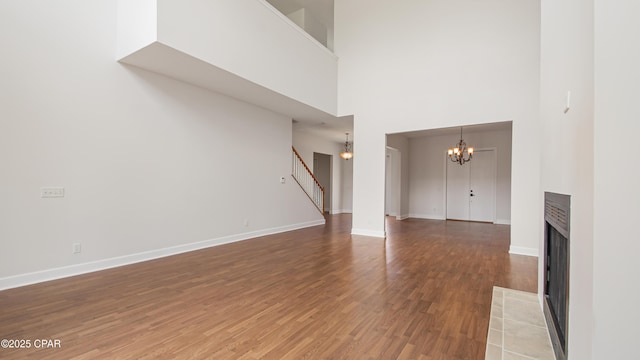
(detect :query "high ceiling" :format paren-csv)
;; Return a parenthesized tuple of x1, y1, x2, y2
(292, 115, 353, 144)
(264, 0, 344, 143)
(294, 120, 512, 145)
(264, 1, 511, 146)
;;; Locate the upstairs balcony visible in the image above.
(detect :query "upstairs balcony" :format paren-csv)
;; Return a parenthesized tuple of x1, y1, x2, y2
(117, 0, 338, 120)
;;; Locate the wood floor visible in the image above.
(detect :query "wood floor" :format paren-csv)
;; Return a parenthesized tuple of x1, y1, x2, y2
(0, 215, 536, 359)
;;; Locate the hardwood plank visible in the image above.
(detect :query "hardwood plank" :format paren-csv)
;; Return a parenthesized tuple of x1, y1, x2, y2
(0, 215, 536, 359)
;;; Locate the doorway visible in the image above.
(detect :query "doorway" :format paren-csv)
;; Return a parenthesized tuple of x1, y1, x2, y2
(313, 152, 332, 213)
(385, 147, 401, 217)
(446, 148, 496, 222)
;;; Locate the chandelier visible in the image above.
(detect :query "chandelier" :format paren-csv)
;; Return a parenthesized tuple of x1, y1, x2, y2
(448, 127, 473, 165)
(340, 132, 353, 160)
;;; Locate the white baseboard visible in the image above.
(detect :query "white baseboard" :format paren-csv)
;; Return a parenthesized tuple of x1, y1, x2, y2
(0, 219, 325, 291)
(396, 214, 409, 220)
(409, 214, 509, 224)
(408, 214, 446, 220)
(351, 228, 386, 238)
(330, 209, 352, 215)
(509, 246, 538, 257)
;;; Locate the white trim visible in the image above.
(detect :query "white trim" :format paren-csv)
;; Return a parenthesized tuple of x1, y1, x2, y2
(408, 213, 447, 221)
(396, 214, 409, 220)
(509, 246, 538, 257)
(330, 209, 353, 215)
(0, 219, 325, 291)
(408, 213, 506, 223)
(351, 228, 386, 238)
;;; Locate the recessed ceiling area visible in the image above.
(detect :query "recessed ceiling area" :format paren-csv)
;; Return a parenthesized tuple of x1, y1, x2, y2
(293, 115, 353, 143)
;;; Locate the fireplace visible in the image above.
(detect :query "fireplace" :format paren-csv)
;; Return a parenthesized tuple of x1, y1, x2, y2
(543, 192, 570, 360)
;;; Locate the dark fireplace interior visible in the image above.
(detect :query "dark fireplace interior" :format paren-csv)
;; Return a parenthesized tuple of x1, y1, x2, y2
(543, 192, 570, 360)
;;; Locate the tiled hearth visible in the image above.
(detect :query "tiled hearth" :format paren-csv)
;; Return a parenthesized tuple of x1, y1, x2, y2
(485, 287, 555, 360)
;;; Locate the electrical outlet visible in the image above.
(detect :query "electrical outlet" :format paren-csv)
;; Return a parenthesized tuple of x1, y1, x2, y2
(72, 243, 81, 254)
(41, 187, 65, 198)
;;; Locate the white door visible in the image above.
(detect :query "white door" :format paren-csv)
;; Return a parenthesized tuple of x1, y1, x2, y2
(446, 149, 496, 222)
(469, 150, 496, 222)
(446, 159, 470, 220)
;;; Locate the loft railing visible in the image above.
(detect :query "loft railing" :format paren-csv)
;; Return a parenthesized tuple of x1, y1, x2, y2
(292, 147, 325, 214)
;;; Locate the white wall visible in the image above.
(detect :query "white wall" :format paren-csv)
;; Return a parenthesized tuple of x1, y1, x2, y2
(593, 0, 640, 358)
(284, 7, 328, 48)
(286, 8, 306, 29)
(407, 129, 512, 223)
(115, 0, 157, 59)
(292, 130, 353, 214)
(341, 156, 354, 214)
(335, 0, 540, 246)
(0, 0, 323, 289)
(300, 8, 328, 48)
(540, 0, 594, 357)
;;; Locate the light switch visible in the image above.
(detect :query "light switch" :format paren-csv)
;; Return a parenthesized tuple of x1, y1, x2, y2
(41, 187, 65, 198)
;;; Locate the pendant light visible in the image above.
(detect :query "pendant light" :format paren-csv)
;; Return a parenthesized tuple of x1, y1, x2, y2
(340, 133, 353, 160)
(448, 127, 473, 165)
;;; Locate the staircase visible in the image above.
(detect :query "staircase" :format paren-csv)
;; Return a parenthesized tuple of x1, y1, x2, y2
(292, 147, 325, 214)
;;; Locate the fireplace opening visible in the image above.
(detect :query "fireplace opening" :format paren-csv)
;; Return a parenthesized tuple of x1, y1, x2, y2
(543, 192, 570, 360)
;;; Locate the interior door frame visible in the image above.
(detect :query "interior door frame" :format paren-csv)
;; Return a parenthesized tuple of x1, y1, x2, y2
(469, 147, 498, 223)
(384, 146, 401, 218)
(444, 147, 498, 223)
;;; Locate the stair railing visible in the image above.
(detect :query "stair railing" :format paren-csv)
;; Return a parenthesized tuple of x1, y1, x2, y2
(291, 147, 325, 214)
